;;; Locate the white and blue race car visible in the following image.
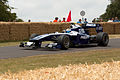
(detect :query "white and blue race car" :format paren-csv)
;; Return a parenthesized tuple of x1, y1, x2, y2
(19, 23, 109, 50)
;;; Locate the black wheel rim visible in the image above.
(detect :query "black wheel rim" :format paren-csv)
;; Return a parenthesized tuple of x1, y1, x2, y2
(63, 37, 70, 48)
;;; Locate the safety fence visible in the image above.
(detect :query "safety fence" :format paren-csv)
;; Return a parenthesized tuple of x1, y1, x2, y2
(0, 22, 120, 41)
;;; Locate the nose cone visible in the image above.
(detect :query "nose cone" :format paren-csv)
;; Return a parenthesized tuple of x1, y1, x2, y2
(30, 34, 50, 41)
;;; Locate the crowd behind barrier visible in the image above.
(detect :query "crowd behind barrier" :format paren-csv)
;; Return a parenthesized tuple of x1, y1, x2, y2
(0, 22, 120, 41)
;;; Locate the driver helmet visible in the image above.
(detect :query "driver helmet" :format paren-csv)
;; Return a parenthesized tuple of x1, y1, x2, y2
(66, 29, 71, 33)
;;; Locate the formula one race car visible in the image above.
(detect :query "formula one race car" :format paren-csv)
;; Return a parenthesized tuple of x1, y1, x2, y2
(19, 23, 109, 50)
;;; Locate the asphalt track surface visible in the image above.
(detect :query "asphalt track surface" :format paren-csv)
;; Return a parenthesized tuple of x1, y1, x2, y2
(0, 38, 120, 59)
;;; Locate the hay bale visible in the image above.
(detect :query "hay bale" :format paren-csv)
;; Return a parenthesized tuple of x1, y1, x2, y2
(59, 23, 70, 32)
(47, 23, 70, 33)
(47, 23, 59, 33)
(88, 28, 97, 35)
(30, 22, 49, 35)
(30, 23, 70, 36)
(0, 23, 10, 41)
(114, 23, 120, 34)
(9, 22, 30, 41)
(100, 22, 114, 34)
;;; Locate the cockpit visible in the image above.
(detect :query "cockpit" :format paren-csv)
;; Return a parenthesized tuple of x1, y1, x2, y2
(65, 23, 85, 34)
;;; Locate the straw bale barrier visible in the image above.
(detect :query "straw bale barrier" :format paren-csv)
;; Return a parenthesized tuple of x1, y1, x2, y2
(30, 22, 48, 35)
(100, 22, 115, 34)
(10, 22, 30, 41)
(0, 23, 10, 41)
(0, 61, 120, 80)
(47, 23, 60, 33)
(88, 28, 97, 35)
(0, 22, 120, 41)
(114, 22, 120, 34)
(29, 22, 70, 35)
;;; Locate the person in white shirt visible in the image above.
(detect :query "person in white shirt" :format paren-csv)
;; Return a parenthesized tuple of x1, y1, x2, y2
(108, 18, 114, 22)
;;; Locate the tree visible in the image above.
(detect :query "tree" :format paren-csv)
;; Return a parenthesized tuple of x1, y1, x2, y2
(100, 0, 120, 21)
(0, 0, 23, 22)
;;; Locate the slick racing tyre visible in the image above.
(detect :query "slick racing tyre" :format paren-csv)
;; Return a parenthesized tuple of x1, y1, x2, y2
(58, 35, 70, 50)
(34, 41, 42, 49)
(96, 32, 109, 46)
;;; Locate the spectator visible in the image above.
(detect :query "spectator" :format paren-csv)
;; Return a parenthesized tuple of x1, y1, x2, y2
(8, 19, 11, 22)
(108, 18, 114, 22)
(113, 17, 120, 22)
(84, 18, 88, 24)
(59, 19, 61, 22)
(112, 18, 115, 21)
(62, 17, 66, 22)
(53, 17, 58, 22)
(77, 19, 82, 24)
(28, 19, 31, 22)
(100, 18, 103, 22)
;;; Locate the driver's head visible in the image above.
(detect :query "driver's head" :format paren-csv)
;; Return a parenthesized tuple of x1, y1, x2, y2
(70, 23, 75, 25)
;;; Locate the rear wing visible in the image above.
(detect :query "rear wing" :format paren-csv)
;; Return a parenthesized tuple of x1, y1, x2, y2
(82, 23, 103, 33)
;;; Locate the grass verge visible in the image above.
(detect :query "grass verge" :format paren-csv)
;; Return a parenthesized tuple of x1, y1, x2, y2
(0, 41, 23, 47)
(0, 48, 120, 74)
(109, 34, 120, 39)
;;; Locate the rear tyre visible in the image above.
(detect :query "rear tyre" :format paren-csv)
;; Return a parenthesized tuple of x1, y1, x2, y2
(96, 32, 109, 46)
(57, 35, 70, 50)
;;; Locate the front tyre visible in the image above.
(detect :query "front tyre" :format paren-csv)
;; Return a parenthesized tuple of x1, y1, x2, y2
(96, 32, 109, 46)
(57, 35, 70, 50)
(31, 41, 42, 49)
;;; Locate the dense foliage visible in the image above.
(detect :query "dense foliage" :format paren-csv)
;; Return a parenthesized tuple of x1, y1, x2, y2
(100, 0, 120, 21)
(0, 0, 23, 22)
